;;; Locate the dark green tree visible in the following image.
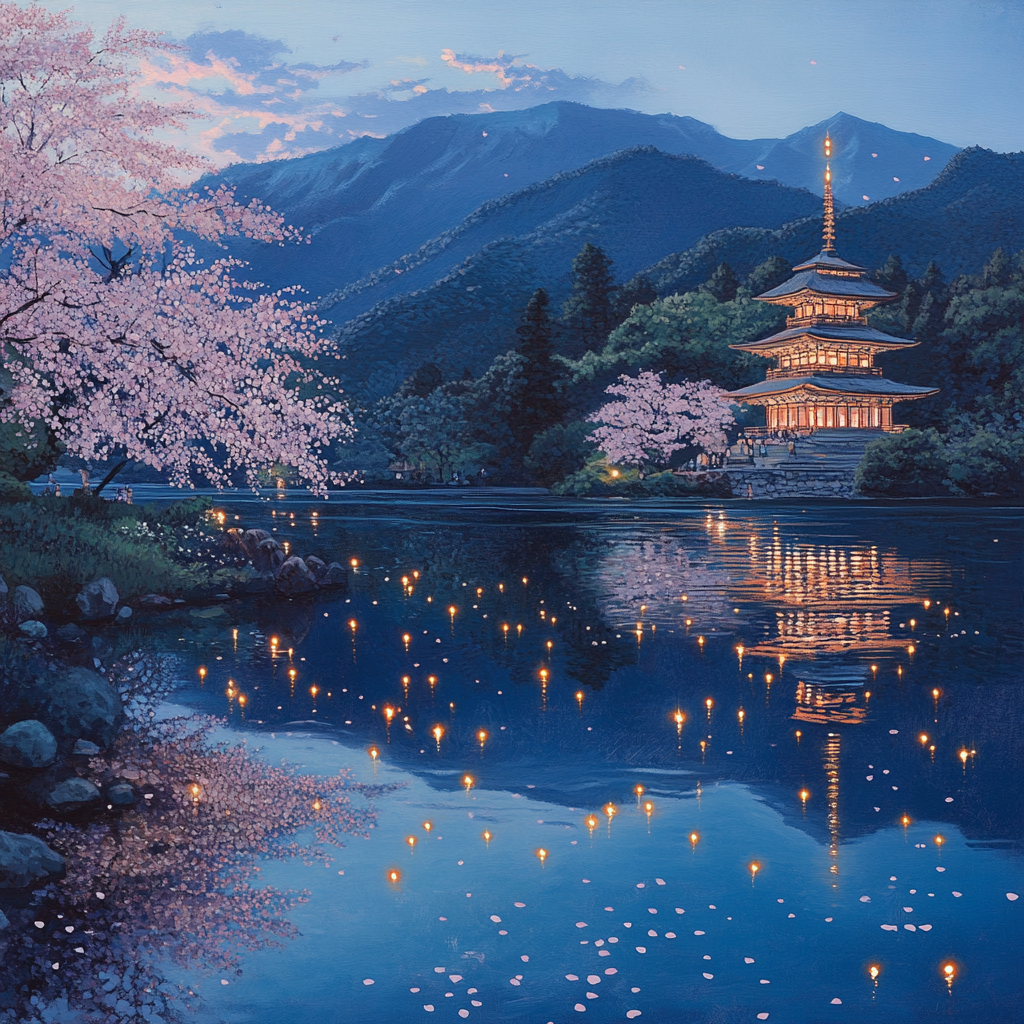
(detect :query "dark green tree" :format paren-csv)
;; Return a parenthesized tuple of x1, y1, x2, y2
(982, 248, 1013, 288)
(398, 362, 444, 398)
(874, 254, 908, 295)
(510, 288, 561, 453)
(701, 262, 739, 303)
(745, 256, 792, 296)
(562, 243, 615, 353)
(612, 276, 657, 323)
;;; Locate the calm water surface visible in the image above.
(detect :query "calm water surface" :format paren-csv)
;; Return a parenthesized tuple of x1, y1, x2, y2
(144, 494, 1022, 1024)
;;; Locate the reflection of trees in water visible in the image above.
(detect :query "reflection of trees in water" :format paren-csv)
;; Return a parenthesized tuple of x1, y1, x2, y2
(3, 654, 382, 1024)
(559, 531, 733, 632)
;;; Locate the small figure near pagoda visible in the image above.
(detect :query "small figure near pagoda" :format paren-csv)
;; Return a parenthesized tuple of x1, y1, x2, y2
(724, 133, 937, 434)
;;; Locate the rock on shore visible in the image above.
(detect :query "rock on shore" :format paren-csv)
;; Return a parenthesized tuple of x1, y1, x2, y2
(0, 720, 58, 768)
(0, 831, 66, 888)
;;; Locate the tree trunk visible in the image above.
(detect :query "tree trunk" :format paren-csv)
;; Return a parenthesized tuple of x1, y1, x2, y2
(94, 459, 129, 496)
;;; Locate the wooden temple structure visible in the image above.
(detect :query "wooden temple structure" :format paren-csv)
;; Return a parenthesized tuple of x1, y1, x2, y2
(724, 134, 937, 432)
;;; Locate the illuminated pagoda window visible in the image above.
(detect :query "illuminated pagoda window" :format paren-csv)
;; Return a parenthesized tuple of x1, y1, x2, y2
(722, 133, 938, 433)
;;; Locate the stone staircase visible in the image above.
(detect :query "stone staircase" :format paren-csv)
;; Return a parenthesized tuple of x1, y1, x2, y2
(722, 429, 884, 498)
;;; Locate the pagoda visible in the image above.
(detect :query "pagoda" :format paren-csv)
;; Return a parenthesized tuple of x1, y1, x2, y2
(724, 133, 937, 433)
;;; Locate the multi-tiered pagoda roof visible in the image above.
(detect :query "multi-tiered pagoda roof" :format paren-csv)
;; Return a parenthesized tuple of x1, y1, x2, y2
(723, 135, 937, 432)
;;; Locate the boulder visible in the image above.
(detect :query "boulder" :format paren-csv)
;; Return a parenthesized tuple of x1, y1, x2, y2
(231, 568, 276, 595)
(43, 776, 102, 814)
(115, 606, 132, 622)
(0, 830, 66, 888)
(76, 577, 119, 620)
(35, 667, 123, 748)
(107, 782, 135, 807)
(18, 620, 47, 639)
(72, 739, 101, 756)
(55, 623, 86, 642)
(12, 585, 44, 622)
(240, 528, 272, 561)
(305, 555, 327, 580)
(0, 721, 58, 768)
(139, 593, 173, 608)
(275, 556, 318, 596)
(319, 562, 349, 588)
(254, 538, 285, 573)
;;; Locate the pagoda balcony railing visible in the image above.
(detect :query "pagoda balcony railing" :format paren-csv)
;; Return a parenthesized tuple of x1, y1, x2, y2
(739, 424, 909, 440)
(785, 313, 868, 328)
(765, 366, 883, 379)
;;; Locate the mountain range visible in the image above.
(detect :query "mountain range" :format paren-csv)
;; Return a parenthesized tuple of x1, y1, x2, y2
(206, 103, 959, 313)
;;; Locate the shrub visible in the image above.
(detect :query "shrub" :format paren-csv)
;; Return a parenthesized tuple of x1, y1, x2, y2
(855, 429, 950, 496)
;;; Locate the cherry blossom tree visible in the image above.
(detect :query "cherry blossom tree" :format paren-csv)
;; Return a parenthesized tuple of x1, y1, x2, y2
(0, 5, 352, 491)
(587, 370, 733, 469)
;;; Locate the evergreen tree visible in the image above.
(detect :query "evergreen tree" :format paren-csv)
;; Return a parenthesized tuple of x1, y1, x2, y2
(874, 254, 908, 295)
(701, 262, 739, 303)
(745, 256, 792, 296)
(562, 243, 615, 353)
(920, 261, 946, 298)
(511, 288, 561, 452)
(613, 276, 657, 324)
(982, 248, 1012, 287)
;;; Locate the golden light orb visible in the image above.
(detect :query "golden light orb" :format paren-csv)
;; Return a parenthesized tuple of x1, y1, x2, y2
(312, 799, 321, 811)
(502, 623, 510, 633)
(432, 725, 443, 743)
(924, 599, 931, 609)
(406, 835, 417, 847)
(738, 708, 745, 722)
(685, 618, 692, 626)
(539, 669, 548, 681)
(697, 635, 705, 647)
(674, 710, 685, 725)
(448, 605, 457, 617)
(643, 800, 654, 815)
(765, 673, 773, 684)
(919, 733, 928, 745)
(423, 821, 432, 831)
(536, 847, 548, 862)
(288, 668, 297, 680)
(748, 861, 760, 876)
(934, 834, 945, 846)
(604, 802, 617, 820)
(705, 698, 713, 709)
(384, 706, 395, 722)
(689, 831, 699, 846)
(463, 774, 474, 792)
(477, 729, 488, 744)
(402, 633, 411, 644)
(401, 576, 409, 586)
(932, 688, 941, 699)
(959, 748, 969, 764)
(634, 784, 645, 797)
(270, 636, 279, 647)
(908, 645, 916, 656)
(585, 814, 598, 832)
(736, 645, 744, 658)
(517, 624, 523, 634)
(576, 690, 584, 704)
(348, 619, 356, 631)
(350, 558, 358, 568)
(482, 830, 492, 843)
(546, 640, 554, 650)
(795, 730, 802, 740)
(189, 783, 201, 802)
(387, 869, 400, 883)
(901, 814, 911, 828)
(610, 469, 620, 478)
(369, 746, 379, 760)
(799, 789, 810, 803)
(237, 694, 247, 707)
(310, 685, 319, 697)
(522, 577, 528, 585)
(869, 965, 880, 981)
(198, 666, 207, 678)
(428, 675, 437, 687)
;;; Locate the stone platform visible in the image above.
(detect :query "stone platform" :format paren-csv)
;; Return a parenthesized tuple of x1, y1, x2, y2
(720, 429, 883, 499)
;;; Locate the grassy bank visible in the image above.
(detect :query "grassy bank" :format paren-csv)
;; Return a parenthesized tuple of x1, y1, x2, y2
(0, 488, 244, 614)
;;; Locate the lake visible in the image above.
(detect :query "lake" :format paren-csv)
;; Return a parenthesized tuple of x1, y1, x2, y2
(133, 493, 1024, 1023)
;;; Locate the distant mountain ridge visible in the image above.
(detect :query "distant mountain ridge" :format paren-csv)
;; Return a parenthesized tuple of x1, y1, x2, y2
(331, 146, 1024, 403)
(204, 103, 958, 310)
(636, 147, 1024, 296)
(330, 147, 824, 400)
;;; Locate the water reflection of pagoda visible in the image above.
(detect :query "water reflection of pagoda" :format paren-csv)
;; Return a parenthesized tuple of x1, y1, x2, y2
(725, 134, 938, 432)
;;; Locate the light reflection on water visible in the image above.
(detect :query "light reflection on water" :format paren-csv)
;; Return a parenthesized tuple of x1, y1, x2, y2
(154, 495, 1021, 1022)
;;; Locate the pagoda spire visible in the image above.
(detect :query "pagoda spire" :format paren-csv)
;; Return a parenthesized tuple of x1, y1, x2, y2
(822, 132, 836, 252)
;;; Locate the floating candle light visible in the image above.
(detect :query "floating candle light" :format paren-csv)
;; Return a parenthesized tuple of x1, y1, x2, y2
(482, 830, 492, 844)
(463, 774, 474, 793)
(689, 831, 699, 847)
(536, 848, 548, 862)
(369, 746, 379, 761)
(387, 869, 400, 883)
(406, 836, 417, 848)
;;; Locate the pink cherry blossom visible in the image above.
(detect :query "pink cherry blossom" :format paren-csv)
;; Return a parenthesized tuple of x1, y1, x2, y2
(587, 371, 733, 469)
(0, 6, 352, 492)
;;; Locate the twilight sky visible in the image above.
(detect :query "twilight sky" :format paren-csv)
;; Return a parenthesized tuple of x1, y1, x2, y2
(58, 0, 1024, 165)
